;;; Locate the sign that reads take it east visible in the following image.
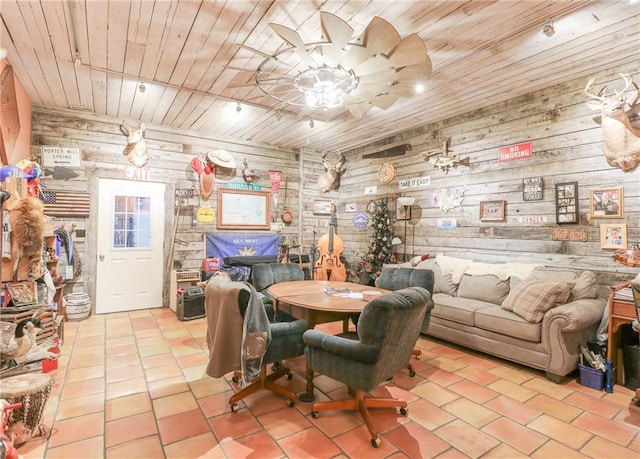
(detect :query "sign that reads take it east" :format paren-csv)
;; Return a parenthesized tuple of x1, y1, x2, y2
(498, 142, 533, 162)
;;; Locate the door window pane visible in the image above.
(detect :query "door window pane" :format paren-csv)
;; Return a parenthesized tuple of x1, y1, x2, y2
(112, 195, 152, 248)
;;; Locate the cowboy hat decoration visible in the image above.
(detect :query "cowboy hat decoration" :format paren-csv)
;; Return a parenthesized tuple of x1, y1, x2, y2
(207, 150, 236, 169)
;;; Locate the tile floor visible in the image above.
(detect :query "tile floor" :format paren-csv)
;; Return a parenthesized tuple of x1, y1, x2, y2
(8, 307, 640, 458)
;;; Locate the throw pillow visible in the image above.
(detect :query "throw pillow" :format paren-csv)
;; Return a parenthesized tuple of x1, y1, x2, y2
(571, 271, 598, 300)
(501, 280, 575, 323)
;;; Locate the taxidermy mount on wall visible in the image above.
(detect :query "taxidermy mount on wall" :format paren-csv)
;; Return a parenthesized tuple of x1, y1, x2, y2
(585, 73, 640, 173)
(318, 151, 346, 193)
(120, 122, 149, 168)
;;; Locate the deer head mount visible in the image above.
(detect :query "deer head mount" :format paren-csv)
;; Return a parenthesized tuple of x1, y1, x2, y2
(318, 151, 347, 193)
(585, 73, 640, 173)
(120, 122, 149, 168)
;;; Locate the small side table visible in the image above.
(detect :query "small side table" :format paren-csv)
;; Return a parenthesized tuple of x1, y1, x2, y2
(607, 282, 635, 386)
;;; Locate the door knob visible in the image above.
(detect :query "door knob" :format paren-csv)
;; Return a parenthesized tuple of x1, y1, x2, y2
(99, 254, 104, 261)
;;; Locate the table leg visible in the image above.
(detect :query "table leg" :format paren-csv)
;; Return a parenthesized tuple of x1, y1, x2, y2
(298, 363, 315, 402)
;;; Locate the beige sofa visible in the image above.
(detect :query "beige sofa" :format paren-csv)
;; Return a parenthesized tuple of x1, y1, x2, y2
(392, 254, 608, 382)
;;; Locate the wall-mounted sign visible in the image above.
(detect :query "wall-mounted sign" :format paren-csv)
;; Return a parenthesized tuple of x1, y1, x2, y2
(519, 216, 547, 223)
(175, 187, 197, 198)
(364, 185, 377, 195)
(345, 203, 356, 212)
(552, 228, 588, 241)
(399, 176, 431, 190)
(197, 206, 215, 223)
(498, 142, 533, 162)
(352, 212, 370, 228)
(226, 181, 262, 191)
(41, 146, 83, 167)
(437, 218, 457, 230)
(125, 166, 150, 181)
(523, 176, 543, 201)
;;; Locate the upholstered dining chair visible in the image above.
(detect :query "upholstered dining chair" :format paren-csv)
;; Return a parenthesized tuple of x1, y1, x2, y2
(303, 287, 433, 447)
(376, 267, 435, 376)
(250, 262, 304, 321)
(205, 273, 308, 412)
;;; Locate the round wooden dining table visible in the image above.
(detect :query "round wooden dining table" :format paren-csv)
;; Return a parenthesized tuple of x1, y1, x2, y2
(267, 280, 390, 401)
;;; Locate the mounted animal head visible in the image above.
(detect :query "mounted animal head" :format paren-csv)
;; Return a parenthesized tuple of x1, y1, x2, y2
(585, 73, 640, 172)
(120, 122, 149, 168)
(318, 151, 347, 193)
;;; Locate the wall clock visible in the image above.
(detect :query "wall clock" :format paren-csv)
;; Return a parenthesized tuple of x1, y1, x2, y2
(377, 163, 395, 184)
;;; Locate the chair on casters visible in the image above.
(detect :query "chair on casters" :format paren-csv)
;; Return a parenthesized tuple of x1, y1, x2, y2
(205, 273, 308, 412)
(250, 262, 304, 321)
(303, 287, 433, 447)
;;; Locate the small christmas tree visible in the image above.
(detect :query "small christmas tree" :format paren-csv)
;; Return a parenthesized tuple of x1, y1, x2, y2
(363, 198, 394, 284)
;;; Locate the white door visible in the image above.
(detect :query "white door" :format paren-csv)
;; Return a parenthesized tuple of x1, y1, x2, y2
(95, 179, 165, 314)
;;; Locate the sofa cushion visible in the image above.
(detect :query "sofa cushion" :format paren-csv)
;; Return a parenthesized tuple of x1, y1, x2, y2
(501, 280, 575, 323)
(570, 271, 599, 300)
(475, 305, 542, 342)
(431, 293, 493, 326)
(414, 259, 458, 295)
(457, 274, 510, 305)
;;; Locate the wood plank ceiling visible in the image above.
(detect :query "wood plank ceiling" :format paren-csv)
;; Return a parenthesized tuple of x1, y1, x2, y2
(1, 0, 639, 153)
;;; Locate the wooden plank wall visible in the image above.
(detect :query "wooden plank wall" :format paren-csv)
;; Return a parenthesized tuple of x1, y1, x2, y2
(28, 110, 320, 306)
(337, 66, 640, 285)
(28, 64, 639, 311)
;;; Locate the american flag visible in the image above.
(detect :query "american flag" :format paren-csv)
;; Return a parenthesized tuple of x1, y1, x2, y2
(40, 190, 90, 217)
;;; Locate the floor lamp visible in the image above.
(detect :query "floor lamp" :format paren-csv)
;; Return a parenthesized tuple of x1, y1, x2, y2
(397, 197, 415, 262)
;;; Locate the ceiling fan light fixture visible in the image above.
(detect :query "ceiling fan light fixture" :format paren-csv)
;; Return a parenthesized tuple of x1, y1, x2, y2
(415, 83, 425, 93)
(293, 66, 358, 110)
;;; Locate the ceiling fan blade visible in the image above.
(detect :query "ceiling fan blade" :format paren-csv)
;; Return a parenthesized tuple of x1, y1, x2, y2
(345, 101, 371, 118)
(269, 23, 318, 67)
(388, 34, 428, 68)
(360, 17, 401, 56)
(354, 54, 391, 77)
(395, 61, 433, 82)
(387, 83, 416, 98)
(369, 93, 398, 110)
(238, 44, 299, 71)
(320, 12, 354, 66)
(340, 44, 369, 71)
(320, 12, 353, 48)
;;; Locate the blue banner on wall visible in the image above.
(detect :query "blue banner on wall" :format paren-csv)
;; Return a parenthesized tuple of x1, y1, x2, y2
(205, 233, 280, 260)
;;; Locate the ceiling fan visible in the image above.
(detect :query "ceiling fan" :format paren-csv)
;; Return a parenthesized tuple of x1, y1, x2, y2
(231, 12, 432, 118)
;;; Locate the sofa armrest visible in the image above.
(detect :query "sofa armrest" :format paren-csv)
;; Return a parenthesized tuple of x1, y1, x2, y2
(542, 297, 605, 334)
(541, 288, 607, 377)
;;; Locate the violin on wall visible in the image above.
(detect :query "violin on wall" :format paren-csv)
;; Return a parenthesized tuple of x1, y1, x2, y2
(315, 201, 346, 281)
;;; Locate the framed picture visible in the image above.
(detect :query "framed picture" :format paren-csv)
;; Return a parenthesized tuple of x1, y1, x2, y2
(217, 188, 270, 230)
(555, 181, 578, 224)
(589, 187, 623, 218)
(479, 200, 506, 221)
(600, 223, 627, 249)
(312, 199, 333, 215)
(523, 176, 543, 201)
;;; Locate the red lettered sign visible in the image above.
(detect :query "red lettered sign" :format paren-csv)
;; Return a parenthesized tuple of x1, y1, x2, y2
(498, 142, 533, 162)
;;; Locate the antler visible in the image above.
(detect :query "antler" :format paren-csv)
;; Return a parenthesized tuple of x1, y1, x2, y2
(584, 77, 606, 101)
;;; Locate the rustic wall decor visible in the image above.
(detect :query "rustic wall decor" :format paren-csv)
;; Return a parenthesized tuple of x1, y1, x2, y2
(216, 188, 270, 230)
(0, 65, 20, 163)
(523, 177, 543, 201)
(312, 199, 332, 215)
(589, 187, 623, 219)
(479, 200, 506, 222)
(555, 182, 578, 224)
(600, 223, 627, 249)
